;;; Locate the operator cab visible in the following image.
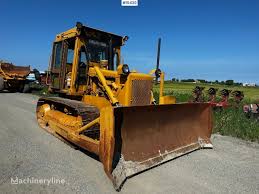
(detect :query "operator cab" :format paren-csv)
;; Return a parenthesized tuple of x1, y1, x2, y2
(50, 22, 126, 93)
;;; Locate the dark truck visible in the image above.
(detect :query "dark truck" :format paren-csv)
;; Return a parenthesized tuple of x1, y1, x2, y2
(0, 62, 41, 92)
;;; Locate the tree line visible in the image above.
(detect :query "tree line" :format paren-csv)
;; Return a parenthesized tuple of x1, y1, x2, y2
(171, 78, 243, 86)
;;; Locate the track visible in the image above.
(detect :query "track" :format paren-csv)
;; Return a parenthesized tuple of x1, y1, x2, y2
(37, 97, 100, 124)
(0, 93, 258, 194)
(37, 97, 100, 140)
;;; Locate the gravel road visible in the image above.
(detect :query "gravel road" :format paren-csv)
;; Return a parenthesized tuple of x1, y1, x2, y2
(0, 93, 258, 194)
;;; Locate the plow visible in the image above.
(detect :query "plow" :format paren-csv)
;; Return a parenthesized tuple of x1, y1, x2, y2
(243, 101, 259, 121)
(190, 86, 244, 108)
(36, 22, 213, 190)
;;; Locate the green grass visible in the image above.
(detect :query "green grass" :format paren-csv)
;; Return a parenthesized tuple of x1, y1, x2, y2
(213, 106, 259, 142)
(154, 82, 259, 100)
(30, 86, 58, 97)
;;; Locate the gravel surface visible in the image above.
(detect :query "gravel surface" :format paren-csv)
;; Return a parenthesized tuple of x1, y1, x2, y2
(0, 93, 258, 194)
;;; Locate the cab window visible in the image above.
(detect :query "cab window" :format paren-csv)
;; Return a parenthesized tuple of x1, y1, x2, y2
(53, 42, 62, 69)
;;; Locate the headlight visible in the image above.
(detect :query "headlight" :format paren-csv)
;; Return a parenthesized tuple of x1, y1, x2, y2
(122, 64, 130, 75)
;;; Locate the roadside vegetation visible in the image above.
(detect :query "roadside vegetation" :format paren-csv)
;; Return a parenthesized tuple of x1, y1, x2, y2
(213, 106, 259, 142)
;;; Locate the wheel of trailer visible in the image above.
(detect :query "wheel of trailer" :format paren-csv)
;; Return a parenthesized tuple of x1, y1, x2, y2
(18, 83, 25, 92)
(0, 77, 4, 91)
(22, 84, 30, 93)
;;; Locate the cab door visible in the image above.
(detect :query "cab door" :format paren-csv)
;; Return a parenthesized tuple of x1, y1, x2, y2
(51, 41, 63, 89)
(50, 41, 68, 90)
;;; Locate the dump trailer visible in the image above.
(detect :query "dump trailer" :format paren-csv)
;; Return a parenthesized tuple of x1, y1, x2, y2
(0, 62, 31, 92)
(36, 22, 213, 190)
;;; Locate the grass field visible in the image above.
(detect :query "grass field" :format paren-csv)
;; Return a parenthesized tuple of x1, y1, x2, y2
(153, 81, 259, 101)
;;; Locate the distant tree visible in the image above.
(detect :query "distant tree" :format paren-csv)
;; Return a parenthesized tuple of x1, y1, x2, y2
(234, 82, 242, 86)
(181, 79, 195, 83)
(197, 79, 207, 83)
(226, 80, 234, 85)
(215, 80, 219, 83)
(172, 78, 176, 82)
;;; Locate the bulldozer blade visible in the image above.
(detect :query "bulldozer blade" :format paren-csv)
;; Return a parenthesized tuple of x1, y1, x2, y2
(111, 103, 212, 190)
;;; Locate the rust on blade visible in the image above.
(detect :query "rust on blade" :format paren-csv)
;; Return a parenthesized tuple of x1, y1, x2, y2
(111, 103, 212, 189)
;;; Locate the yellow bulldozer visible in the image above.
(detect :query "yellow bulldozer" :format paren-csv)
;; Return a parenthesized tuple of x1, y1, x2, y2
(36, 22, 213, 190)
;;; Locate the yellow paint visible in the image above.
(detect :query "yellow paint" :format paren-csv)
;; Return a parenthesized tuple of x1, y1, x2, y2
(159, 72, 176, 104)
(94, 66, 119, 105)
(76, 118, 100, 134)
(159, 96, 176, 104)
